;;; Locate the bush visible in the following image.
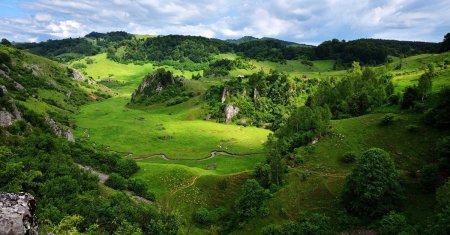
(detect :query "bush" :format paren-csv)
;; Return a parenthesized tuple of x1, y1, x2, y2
(341, 148, 402, 219)
(377, 212, 415, 235)
(115, 159, 139, 178)
(340, 152, 357, 164)
(193, 207, 225, 225)
(105, 173, 128, 190)
(381, 114, 395, 126)
(128, 179, 155, 201)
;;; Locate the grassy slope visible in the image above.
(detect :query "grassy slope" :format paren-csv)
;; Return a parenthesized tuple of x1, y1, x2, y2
(70, 52, 450, 234)
(235, 111, 449, 234)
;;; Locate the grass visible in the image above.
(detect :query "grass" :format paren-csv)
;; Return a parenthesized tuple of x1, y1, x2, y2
(70, 51, 450, 234)
(73, 53, 270, 160)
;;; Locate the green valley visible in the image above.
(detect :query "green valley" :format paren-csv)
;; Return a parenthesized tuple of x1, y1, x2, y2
(1, 22, 450, 235)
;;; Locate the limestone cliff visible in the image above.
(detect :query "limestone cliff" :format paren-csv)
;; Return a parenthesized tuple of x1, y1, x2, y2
(0, 192, 38, 235)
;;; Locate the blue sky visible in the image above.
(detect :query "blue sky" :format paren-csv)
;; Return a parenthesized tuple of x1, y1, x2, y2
(0, 0, 449, 44)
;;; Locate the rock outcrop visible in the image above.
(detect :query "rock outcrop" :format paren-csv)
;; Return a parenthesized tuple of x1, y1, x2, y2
(0, 85, 7, 95)
(0, 111, 13, 127)
(13, 82, 24, 91)
(45, 117, 75, 142)
(225, 104, 240, 123)
(131, 69, 184, 103)
(221, 87, 229, 103)
(72, 70, 85, 81)
(0, 192, 38, 235)
(9, 99, 22, 121)
(23, 64, 42, 77)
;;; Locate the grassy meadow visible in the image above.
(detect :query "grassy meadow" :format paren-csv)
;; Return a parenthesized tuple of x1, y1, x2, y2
(69, 51, 450, 234)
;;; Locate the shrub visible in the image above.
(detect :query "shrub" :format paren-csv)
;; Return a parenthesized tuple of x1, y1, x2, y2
(114, 159, 139, 178)
(193, 207, 225, 225)
(377, 212, 415, 235)
(128, 179, 155, 201)
(105, 173, 128, 190)
(340, 152, 357, 164)
(381, 113, 395, 126)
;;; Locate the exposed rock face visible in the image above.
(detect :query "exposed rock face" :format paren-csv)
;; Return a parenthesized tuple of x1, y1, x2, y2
(72, 70, 85, 81)
(0, 111, 13, 127)
(9, 99, 22, 121)
(225, 104, 239, 123)
(0, 192, 38, 235)
(0, 85, 7, 95)
(45, 117, 75, 142)
(0, 69, 11, 81)
(23, 64, 42, 77)
(13, 82, 24, 91)
(221, 87, 230, 103)
(131, 69, 184, 103)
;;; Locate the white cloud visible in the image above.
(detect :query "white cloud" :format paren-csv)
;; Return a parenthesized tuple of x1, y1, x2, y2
(0, 0, 449, 43)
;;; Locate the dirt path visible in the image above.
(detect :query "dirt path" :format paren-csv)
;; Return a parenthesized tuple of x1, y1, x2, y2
(133, 150, 264, 161)
(77, 164, 109, 183)
(170, 176, 199, 197)
(77, 164, 152, 204)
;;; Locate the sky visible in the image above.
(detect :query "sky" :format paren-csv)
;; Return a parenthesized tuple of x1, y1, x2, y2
(0, 0, 449, 45)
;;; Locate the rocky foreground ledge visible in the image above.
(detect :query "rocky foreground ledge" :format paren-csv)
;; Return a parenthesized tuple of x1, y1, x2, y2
(0, 192, 38, 235)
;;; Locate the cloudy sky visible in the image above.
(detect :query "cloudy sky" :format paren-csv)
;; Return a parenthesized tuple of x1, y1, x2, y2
(0, 0, 449, 44)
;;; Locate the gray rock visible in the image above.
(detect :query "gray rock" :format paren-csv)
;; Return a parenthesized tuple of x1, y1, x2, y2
(45, 117, 75, 142)
(0, 111, 13, 127)
(0, 192, 38, 235)
(0, 85, 7, 95)
(225, 104, 239, 123)
(23, 64, 41, 77)
(0, 69, 11, 81)
(13, 82, 24, 91)
(221, 87, 229, 103)
(0, 64, 10, 74)
(72, 70, 85, 81)
(9, 98, 22, 120)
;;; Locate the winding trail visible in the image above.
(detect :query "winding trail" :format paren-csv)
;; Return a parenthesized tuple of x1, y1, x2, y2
(132, 150, 265, 161)
(170, 176, 199, 196)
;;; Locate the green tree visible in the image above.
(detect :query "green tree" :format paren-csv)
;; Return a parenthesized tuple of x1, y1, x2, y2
(341, 148, 402, 219)
(425, 180, 450, 234)
(418, 64, 434, 101)
(235, 179, 271, 220)
(441, 33, 450, 52)
(377, 212, 416, 235)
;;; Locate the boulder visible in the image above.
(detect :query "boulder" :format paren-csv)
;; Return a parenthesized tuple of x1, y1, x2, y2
(0, 85, 7, 95)
(0, 111, 13, 127)
(9, 98, 22, 120)
(13, 82, 24, 91)
(0, 192, 38, 235)
(23, 64, 42, 77)
(72, 70, 85, 81)
(225, 104, 239, 123)
(45, 117, 75, 142)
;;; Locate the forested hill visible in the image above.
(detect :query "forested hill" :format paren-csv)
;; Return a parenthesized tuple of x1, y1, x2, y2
(315, 38, 439, 66)
(13, 31, 442, 66)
